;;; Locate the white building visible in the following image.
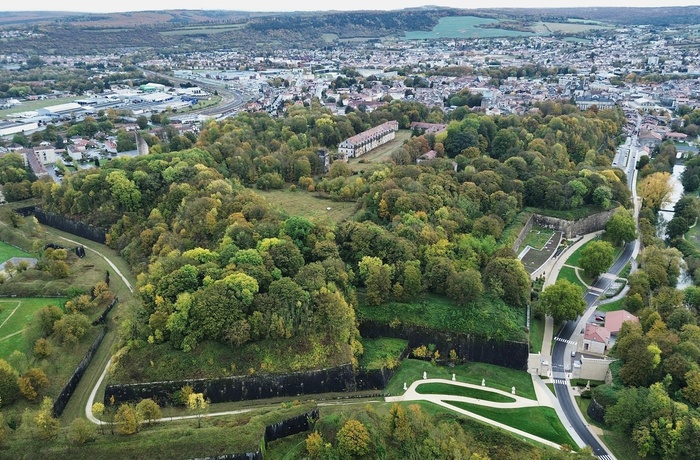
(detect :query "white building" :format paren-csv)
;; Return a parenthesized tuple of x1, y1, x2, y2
(338, 120, 399, 159)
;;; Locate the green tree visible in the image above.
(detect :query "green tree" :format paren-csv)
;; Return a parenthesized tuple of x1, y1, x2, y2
(0, 359, 20, 407)
(34, 397, 59, 440)
(446, 269, 483, 305)
(306, 431, 326, 459)
(187, 392, 208, 428)
(18, 367, 49, 401)
(336, 419, 371, 457)
(136, 398, 161, 425)
(483, 257, 530, 308)
(606, 207, 637, 246)
(639, 172, 671, 211)
(115, 404, 140, 435)
(579, 240, 615, 278)
(68, 417, 96, 444)
(540, 279, 587, 324)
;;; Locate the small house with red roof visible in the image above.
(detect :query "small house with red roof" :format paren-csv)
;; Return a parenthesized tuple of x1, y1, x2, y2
(605, 310, 639, 336)
(583, 323, 611, 355)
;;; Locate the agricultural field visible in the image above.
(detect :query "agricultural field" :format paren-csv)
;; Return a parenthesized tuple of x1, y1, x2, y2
(254, 188, 358, 223)
(404, 16, 535, 39)
(532, 21, 613, 34)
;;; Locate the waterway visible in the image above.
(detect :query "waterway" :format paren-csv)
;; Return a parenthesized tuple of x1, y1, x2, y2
(657, 163, 693, 289)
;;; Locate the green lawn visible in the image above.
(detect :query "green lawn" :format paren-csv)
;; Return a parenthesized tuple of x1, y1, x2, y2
(386, 359, 535, 400)
(557, 266, 588, 290)
(518, 226, 555, 253)
(254, 188, 358, 223)
(0, 297, 61, 359)
(358, 293, 527, 342)
(597, 298, 625, 313)
(0, 240, 30, 264)
(415, 382, 516, 402)
(358, 337, 407, 370)
(444, 402, 577, 448)
(529, 315, 545, 354)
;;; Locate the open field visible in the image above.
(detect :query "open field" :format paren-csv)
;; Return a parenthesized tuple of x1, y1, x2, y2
(358, 293, 527, 342)
(533, 21, 613, 34)
(385, 359, 536, 400)
(0, 297, 60, 359)
(416, 382, 517, 403)
(0, 240, 30, 263)
(254, 188, 358, 223)
(0, 96, 82, 119)
(597, 298, 625, 313)
(405, 16, 534, 39)
(346, 129, 412, 172)
(444, 402, 577, 448)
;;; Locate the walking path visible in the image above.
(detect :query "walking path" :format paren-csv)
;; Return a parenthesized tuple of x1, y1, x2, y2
(539, 231, 603, 357)
(385, 375, 581, 450)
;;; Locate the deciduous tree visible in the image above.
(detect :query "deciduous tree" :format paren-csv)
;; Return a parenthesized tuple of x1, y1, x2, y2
(539, 279, 587, 324)
(579, 240, 614, 278)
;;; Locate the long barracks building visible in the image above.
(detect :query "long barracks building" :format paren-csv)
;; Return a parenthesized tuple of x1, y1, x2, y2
(337, 120, 399, 159)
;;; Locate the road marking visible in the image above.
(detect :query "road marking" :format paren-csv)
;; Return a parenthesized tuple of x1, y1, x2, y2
(598, 455, 614, 460)
(554, 337, 577, 345)
(553, 379, 568, 385)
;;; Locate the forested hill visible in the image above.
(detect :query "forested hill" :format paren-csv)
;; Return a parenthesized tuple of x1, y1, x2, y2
(1, 6, 700, 54)
(30, 99, 636, 382)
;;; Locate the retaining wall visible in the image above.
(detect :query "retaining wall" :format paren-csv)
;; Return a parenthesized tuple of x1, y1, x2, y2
(34, 208, 107, 244)
(359, 321, 528, 370)
(533, 209, 617, 239)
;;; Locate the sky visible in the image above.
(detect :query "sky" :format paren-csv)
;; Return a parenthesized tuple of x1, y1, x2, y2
(3, 0, 699, 13)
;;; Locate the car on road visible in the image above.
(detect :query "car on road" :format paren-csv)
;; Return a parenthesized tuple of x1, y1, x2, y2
(571, 350, 576, 357)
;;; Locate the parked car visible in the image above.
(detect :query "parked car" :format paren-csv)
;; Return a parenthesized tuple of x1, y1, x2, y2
(595, 315, 605, 322)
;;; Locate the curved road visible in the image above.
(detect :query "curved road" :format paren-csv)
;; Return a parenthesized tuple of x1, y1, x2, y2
(551, 115, 641, 460)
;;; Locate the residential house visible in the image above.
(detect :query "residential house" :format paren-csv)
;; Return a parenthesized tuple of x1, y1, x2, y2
(604, 310, 639, 336)
(583, 323, 611, 355)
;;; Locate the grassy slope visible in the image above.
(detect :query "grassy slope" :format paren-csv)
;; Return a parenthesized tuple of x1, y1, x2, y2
(358, 337, 407, 370)
(0, 297, 62, 359)
(529, 315, 545, 354)
(358, 293, 527, 342)
(0, 240, 30, 263)
(415, 382, 516, 402)
(386, 359, 535, 400)
(445, 401, 577, 448)
(254, 188, 358, 223)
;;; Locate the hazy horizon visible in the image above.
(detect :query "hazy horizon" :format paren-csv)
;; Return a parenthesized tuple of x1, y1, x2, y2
(2, 0, 699, 14)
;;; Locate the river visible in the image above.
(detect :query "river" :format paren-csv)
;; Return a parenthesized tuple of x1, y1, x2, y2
(657, 163, 693, 289)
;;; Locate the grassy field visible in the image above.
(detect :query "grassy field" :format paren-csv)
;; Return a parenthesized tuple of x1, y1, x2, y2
(557, 266, 588, 290)
(533, 21, 612, 34)
(0, 297, 60, 359)
(518, 226, 555, 253)
(346, 129, 412, 172)
(357, 293, 527, 342)
(415, 382, 516, 403)
(444, 402, 577, 448)
(254, 188, 358, 223)
(357, 337, 407, 370)
(385, 359, 536, 400)
(3, 403, 315, 460)
(405, 16, 535, 39)
(0, 240, 30, 263)
(0, 96, 82, 119)
(597, 298, 625, 313)
(688, 219, 700, 246)
(530, 315, 545, 354)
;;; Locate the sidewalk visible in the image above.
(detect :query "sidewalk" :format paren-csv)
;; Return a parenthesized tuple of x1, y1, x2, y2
(386, 377, 565, 450)
(540, 231, 603, 357)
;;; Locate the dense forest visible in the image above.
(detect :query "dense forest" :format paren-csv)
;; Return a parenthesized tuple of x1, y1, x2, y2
(26, 98, 631, 382)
